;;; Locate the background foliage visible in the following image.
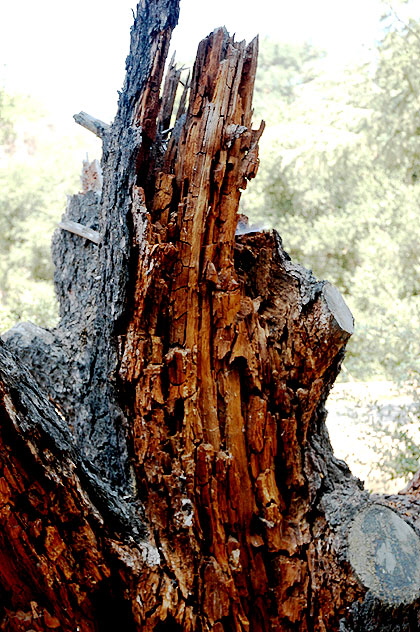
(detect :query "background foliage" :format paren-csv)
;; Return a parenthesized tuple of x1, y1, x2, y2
(242, 10, 420, 386)
(0, 93, 99, 330)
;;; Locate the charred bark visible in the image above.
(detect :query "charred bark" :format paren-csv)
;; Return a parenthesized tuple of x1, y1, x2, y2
(2, 1, 420, 630)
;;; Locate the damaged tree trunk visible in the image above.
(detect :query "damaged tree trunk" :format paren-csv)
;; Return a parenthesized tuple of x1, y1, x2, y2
(2, 1, 420, 630)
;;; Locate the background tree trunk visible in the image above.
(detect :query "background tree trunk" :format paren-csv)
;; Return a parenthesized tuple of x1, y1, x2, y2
(2, 1, 420, 630)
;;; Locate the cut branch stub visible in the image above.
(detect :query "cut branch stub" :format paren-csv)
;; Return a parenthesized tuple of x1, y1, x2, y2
(322, 281, 354, 336)
(348, 504, 420, 605)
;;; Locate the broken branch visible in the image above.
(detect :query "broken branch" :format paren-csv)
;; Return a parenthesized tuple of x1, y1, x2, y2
(73, 111, 110, 139)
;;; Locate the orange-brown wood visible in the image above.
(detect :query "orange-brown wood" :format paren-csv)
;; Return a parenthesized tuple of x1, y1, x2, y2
(116, 28, 361, 631)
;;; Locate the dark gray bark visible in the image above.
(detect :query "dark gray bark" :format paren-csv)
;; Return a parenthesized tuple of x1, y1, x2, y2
(3, 191, 101, 441)
(3, 1, 180, 491)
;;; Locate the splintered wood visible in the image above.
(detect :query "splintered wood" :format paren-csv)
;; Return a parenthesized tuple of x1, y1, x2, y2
(118, 28, 358, 631)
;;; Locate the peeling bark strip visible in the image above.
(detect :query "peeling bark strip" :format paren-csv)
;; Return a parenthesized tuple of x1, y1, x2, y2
(2, 1, 420, 630)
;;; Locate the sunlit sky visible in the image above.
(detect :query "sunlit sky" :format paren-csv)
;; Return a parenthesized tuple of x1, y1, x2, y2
(0, 0, 393, 126)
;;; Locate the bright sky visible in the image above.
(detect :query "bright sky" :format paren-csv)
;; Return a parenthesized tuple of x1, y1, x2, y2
(0, 0, 389, 127)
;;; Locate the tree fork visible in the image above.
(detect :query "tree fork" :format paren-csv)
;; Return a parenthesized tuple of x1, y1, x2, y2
(2, 1, 420, 630)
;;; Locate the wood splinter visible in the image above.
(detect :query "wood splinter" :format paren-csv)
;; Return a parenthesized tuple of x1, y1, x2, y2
(58, 220, 101, 245)
(73, 111, 110, 139)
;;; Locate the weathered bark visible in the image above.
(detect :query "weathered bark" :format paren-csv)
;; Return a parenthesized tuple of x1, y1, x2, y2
(2, 1, 420, 630)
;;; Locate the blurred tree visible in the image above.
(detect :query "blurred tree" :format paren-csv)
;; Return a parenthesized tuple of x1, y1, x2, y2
(370, 10, 420, 179)
(0, 89, 98, 330)
(252, 38, 323, 123)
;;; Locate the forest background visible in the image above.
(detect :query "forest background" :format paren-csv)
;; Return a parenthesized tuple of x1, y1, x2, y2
(1, 0, 420, 488)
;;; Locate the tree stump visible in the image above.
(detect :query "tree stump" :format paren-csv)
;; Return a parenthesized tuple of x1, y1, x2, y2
(1, 1, 420, 630)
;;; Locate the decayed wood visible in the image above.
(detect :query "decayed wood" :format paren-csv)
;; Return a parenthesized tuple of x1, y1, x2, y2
(0, 342, 148, 632)
(80, 157, 103, 193)
(114, 25, 364, 631)
(2, 1, 420, 630)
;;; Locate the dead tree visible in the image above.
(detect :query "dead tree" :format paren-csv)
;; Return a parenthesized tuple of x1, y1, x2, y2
(1, 1, 420, 630)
